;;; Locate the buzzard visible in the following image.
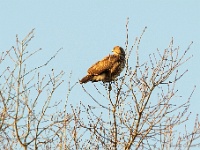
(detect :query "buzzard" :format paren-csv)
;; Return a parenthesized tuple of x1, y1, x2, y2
(80, 46, 125, 84)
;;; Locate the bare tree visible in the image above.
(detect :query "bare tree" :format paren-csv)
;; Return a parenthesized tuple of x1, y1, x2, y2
(1, 20, 199, 150)
(74, 19, 200, 149)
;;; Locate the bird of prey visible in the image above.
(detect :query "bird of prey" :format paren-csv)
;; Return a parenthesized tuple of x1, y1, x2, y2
(80, 46, 125, 84)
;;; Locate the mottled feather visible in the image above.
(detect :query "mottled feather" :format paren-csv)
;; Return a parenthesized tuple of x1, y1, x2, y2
(88, 55, 119, 75)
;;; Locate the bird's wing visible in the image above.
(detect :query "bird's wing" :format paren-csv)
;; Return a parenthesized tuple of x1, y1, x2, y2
(87, 55, 118, 75)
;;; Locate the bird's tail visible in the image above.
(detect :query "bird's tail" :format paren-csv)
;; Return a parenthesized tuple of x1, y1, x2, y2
(79, 75, 92, 84)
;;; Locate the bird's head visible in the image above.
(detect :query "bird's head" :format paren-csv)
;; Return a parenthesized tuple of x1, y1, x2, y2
(112, 46, 125, 57)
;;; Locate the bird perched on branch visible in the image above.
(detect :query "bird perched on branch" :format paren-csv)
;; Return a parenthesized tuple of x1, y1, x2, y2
(80, 46, 125, 84)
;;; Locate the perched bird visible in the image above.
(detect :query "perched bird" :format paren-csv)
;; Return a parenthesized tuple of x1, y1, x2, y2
(80, 46, 125, 84)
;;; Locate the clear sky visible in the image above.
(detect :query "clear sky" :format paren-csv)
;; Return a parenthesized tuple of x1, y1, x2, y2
(0, 0, 200, 145)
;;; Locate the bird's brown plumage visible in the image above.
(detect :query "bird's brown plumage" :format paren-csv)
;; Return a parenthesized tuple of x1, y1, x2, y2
(80, 46, 125, 84)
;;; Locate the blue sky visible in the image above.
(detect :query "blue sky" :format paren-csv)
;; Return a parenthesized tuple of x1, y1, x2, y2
(0, 0, 200, 144)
